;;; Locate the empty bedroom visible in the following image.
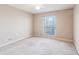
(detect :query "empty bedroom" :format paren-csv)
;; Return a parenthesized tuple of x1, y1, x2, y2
(0, 4, 79, 55)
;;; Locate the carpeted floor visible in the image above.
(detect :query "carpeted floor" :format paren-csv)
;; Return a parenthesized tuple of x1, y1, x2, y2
(0, 37, 78, 55)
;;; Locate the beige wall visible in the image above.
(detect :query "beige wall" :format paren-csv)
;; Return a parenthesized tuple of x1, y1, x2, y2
(0, 5, 74, 46)
(73, 5, 79, 53)
(0, 5, 33, 46)
(33, 9, 73, 41)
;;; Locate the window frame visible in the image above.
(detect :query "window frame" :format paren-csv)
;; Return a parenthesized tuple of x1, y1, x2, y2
(42, 15, 56, 35)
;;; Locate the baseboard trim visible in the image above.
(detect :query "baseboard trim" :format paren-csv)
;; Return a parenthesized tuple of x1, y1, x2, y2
(33, 36, 73, 43)
(73, 41, 79, 55)
(52, 36, 73, 43)
(0, 36, 32, 48)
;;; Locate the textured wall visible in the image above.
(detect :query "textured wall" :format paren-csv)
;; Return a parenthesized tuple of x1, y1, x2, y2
(33, 9, 73, 41)
(0, 5, 33, 45)
(73, 5, 79, 53)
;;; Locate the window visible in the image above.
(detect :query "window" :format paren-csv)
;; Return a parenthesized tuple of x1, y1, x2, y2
(43, 16, 56, 35)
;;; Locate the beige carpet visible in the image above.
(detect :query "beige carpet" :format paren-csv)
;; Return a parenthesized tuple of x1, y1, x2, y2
(0, 37, 78, 55)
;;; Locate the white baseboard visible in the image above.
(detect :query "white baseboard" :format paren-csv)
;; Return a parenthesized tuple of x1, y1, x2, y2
(34, 36, 73, 43)
(0, 36, 31, 48)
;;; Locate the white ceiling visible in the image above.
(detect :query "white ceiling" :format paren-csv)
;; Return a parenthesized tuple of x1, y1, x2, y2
(9, 4, 74, 14)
